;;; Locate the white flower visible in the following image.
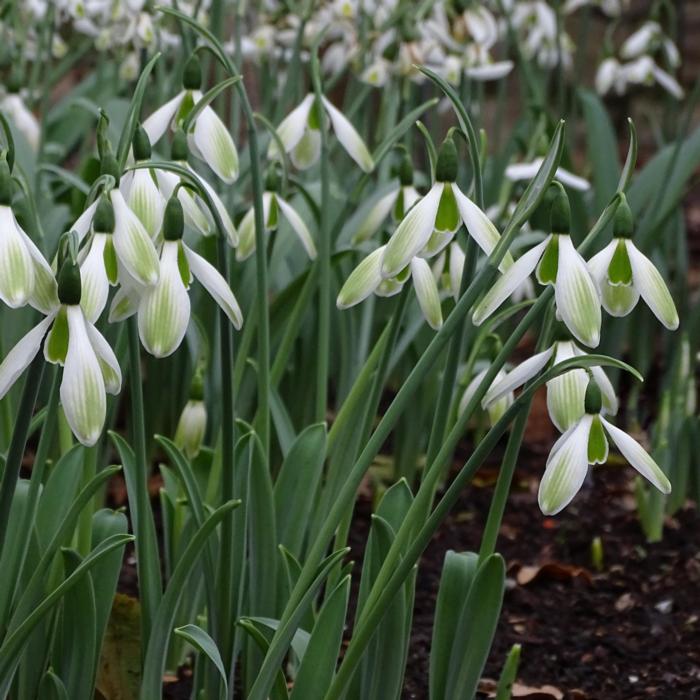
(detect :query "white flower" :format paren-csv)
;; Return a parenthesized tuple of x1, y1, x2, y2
(460, 366, 513, 427)
(141, 56, 239, 183)
(538, 385, 670, 515)
(268, 94, 374, 172)
(175, 398, 207, 458)
(0, 263, 121, 447)
(360, 58, 391, 87)
(587, 203, 679, 329)
(473, 187, 602, 348)
(380, 138, 513, 279)
(483, 339, 618, 432)
(1, 93, 40, 151)
(505, 157, 590, 192)
(236, 190, 316, 262)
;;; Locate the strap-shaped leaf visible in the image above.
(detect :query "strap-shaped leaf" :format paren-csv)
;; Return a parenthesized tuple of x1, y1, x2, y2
(175, 624, 228, 699)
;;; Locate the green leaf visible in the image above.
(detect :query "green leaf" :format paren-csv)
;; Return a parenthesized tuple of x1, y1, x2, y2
(175, 624, 228, 699)
(429, 551, 479, 700)
(38, 669, 70, 700)
(445, 554, 506, 700)
(140, 500, 240, 700)
(274, 423, 327, 559)
(237, 620, 290, 700)
(269, 386, 297, 457)
(617, 118, 638, 193)
(495, 644, 522, 700)
(182, 76, 242, 132)
(289, 576, 350, 700)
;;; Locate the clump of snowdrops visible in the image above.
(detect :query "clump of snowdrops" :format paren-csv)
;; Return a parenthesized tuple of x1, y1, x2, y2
(0, 1, 696, 698)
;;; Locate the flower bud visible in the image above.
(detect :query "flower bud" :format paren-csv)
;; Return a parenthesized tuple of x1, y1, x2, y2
(613, 196, 634, 239)
(132, 124, 152, 161)
(57, 258, 81, 305)
(549, 183, 570, 234)
(175, 399, 207, 458)
(435, 137, 458, 183)
(183, 54, 202, 91)
(163, 196, 184, 241)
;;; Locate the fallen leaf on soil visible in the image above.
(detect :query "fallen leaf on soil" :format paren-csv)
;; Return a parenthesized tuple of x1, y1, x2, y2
(515, 562, 593, 586)
(615, 592, 635, 611)
(478, 678, 565, 698)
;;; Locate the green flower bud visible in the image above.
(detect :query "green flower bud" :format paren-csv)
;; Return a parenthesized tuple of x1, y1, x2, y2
(132, 124, 152, 161)
(163, 196, 184, 241)
(57, 258, 82, 305)
(549, 183, 570, 234)
(613, 196, 634, 239)
(435, 137, 458, 183)
(0, 159, 13, 206)
(584, 377, 603, 415)
(93, 196, 115, 234)
(100, 154, 121, 185)
(183, 54, 202, 90)
(171, 130, 189, 161)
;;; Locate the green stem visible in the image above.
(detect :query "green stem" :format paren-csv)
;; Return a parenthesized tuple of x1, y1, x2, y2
(0, 354, 45, 561)
(127, 317, 162, 654)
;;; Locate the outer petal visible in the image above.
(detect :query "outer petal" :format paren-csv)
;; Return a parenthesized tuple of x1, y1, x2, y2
(601, 417, 671, 494)
(184, 245, 243, 330)
(554, 167, 590, 192)
(155, 169, 211, 235)
(61, 305, 106, 447)
(111, 190, 160, 286)
(547, 340, 587, 432)
(79, 233, 111, 322)
(138, 241, 190, 357)
(321, 96, 374, 172)
(538, 415, 592, 515)
(382, 183, 443, 278)
(410, 257, 443, 330)
(269, 94, 315, 159)
(189, 103, 239, 183)
(195, 171, 238, 245)
(15, 219, 59, 313)
(472, 238, 549, 325)
(291, 127, 321, 170)
(448, 241, 466, 301)
(504, 161, 540, 182)
(590, 365, 619, 416)
(465, 61, 514, 81)
(627, 242, 679, 330)
(235, 193, 271, 262)
(276, 196, 317, 259)
(555, 235, 601, 347)
(452, 184, 513, 271)
(483, 346, 555, 407)
(337, 246, 385, 309)
(0, 315, 53, 398)
(352, 188, 399, 244)
(124, 168, 165, 239)
(0, 206, 34, 308)
(84, 321, 122, 394)
(142, 91, 184, 145)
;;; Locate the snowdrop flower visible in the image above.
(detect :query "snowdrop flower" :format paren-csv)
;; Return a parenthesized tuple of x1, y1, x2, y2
(620, 21, 679, 67)
(460, 365, 513, 427)
(0, 158, 57, 312)
(236, 168, 316, 261)
(464, 45, 514, 81)
(137, 196, 243, 358)
(538, 379, 670, 515)
(337, 246, 443, 329)
(483, 333, 618, 432)
(381, 137, 513, 278)
(0, 256, 121, 446)
(268, 93, 374, 172)
(360, 57, 391, 87)
(432, 241, 467, 302)
(587, 198, 679, 329)
(564, 0, 626, 17)
(473, 184, 602, 348)
(352, 154, 421, 244)
(597, 55, 684, 99)
(1, 89, 40, 151)
(506, 157, 590, 192)
(175, 374, 207, 458)
(142, 54, 239, 183)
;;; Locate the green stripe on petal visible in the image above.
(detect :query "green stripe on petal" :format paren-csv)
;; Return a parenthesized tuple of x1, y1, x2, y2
(0, 205, 34, 308)
(587, 415, 609, 464)
(189, 101, 239, 183)
(0, 315, 53, 399)
(337, 246, 385, 309)
(124, 168, 165, 239)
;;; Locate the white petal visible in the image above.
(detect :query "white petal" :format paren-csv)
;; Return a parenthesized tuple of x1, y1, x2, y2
(184, 245, 243, 330)
(196, 172, 238, 246)
(291, 128, 322, 170)
(505, 160, 540, 183)
(472, 238, 549, 325)
(0, 315, 53, 399)
(547, 340, 587, 432)
(382, 183, 443, 278)
(269, 94, 315, 159)
(142, 91, 184, 146)
(590, 365, 619, 416)
(337, 246, 385, 309)
(410, 257, 443, 330)
(465, 61, 513, 80)
(235, 207, 257, 262)
(601, 418, 671, 494)
(555, 235, 601, 347)
(483, 346, 555, 407)
(138, 241, 190, 357)
(111, 190, 160, 286)
(555, 166, 590, 192)
(189, 104, 239, 183)
(538, 415, 592, 515)
(322, 96, 374, 172)
(108, 286, 139, 322)
(70, 199, 99, 244)
(586, 240, 616, 289)
(123, 168, 165, 239)
(276, 196, 317, 259)
(0, 206, 34, 308)
(452, 184, 513, 272)
(79, 233, 111, 322)
(156, 169, 211, 235)
(84, 321, 122, 394)
(61, 305, 106, 447)
(15, 218, 59, 313)
(448, 241, 466, 301)
(651, 65, 684, 99)
(627, 242, 679, 330)
(352, 189, 398, 244)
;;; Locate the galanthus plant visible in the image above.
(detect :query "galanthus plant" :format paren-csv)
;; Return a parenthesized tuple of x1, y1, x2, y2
(0, 4, 693, 700)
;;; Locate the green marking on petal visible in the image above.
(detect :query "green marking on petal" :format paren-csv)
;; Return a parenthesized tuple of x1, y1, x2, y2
(536, 235, 559, 285)
(45, 307, 69, 365)
(177, 241, 191, 287)
(608, 239, 633, 285)
(175, 91, 195, 126)
(434, 183, 460, 233)
(103, 236, 118, 284)
(587, 415, 608, 464)
(267, 193, 279, 230)
(393, 189, 405, 221)
(307, 98, 323, 130)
